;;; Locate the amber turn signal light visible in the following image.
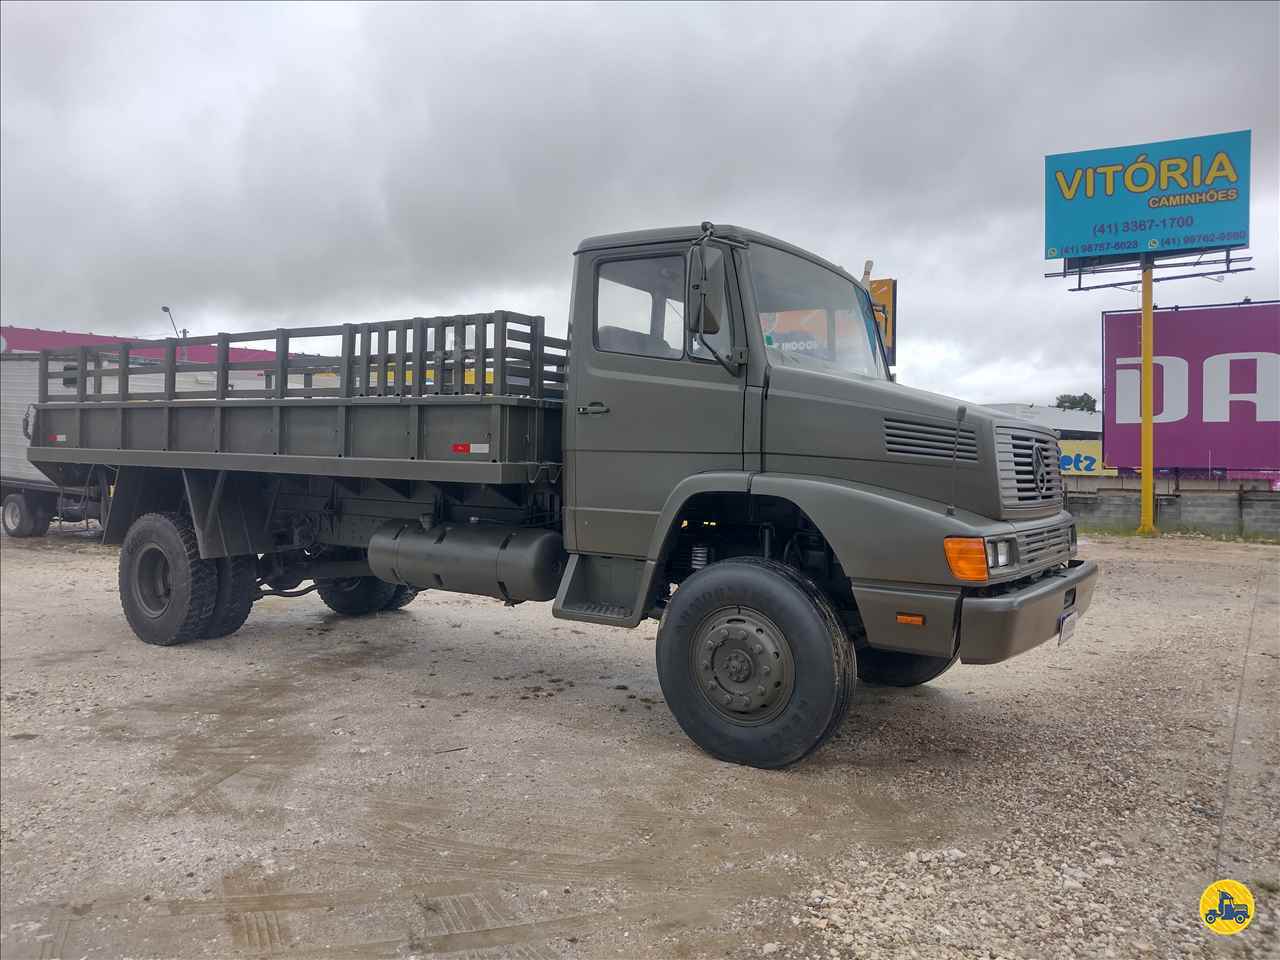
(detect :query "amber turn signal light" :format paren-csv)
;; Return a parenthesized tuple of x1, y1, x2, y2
(944, 537, 988, 582)
(896, 613, 925, 626)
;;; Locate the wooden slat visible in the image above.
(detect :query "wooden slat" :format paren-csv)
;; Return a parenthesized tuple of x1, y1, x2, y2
(215, 334, 231, 399)
(412, 317, 426, 398)
(339, 325, 354, 398)
(359, 324, 372, 397)
(432, 320, 446, 396)
(275, 330, 289, 399)
(164, 340, 177, 399)
(452, 316, 465, 396)
(492, 310, 508, 397)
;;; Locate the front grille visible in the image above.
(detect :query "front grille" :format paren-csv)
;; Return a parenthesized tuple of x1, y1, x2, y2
(884, 417, 978, 462)
(1016, 521, 1073, 570)
(996, 427, 1063, 508)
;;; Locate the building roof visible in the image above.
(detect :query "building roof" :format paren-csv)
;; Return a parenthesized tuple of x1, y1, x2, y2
(985, 403, 1102, 436)
(0, 325, 277, 363)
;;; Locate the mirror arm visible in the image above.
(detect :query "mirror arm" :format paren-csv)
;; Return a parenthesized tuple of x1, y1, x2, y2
(696, 329, 740, 376)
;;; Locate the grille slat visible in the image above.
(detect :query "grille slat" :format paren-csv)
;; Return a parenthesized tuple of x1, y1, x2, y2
(884, 417, 978, 463)
(996, 427, 1063, 507)
(1016, 521, 1073, 569)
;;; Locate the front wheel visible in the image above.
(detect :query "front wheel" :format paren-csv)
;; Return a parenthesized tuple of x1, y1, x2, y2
(856, 647, 959, 687)
(656, 558, 855, 769)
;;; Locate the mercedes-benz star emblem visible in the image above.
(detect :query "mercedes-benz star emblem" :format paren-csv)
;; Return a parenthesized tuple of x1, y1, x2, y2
(1032, 445, 1051, 496)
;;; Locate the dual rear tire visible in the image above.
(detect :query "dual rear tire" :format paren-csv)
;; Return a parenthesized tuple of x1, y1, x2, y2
(3, 493, 51, 538)
(315, 577, 418, 616)
(119, 512, 257, 646)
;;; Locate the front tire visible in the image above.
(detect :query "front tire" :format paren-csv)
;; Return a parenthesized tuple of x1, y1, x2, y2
(656, 558, 855, 769)
(119, 512, 218, 645)
(856, 647, 959, 687)
(316, 576, 398, 616)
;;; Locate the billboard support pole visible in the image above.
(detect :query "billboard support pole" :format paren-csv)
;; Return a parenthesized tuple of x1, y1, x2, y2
(1138, 253, 1157, 534)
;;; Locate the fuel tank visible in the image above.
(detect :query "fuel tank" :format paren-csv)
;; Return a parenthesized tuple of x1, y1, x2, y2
(367, 522, 565, 603)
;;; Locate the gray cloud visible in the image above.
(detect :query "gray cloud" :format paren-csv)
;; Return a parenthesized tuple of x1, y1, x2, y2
(2, 0, 1276, 403)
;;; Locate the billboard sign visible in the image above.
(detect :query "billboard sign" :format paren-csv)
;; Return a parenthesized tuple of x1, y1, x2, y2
(869, 278, 897, 366)
(1046, 130, 1250, 261)
(1103, 301, 1279, 469)
(1059, 439, 1117, 477)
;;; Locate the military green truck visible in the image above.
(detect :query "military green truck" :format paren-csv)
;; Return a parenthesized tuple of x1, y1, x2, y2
(25, 223, 1097, 769)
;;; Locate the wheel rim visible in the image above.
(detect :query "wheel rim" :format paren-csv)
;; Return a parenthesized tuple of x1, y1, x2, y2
(691, 607, 795, 726)
(3, 501, 19, 530)
(133, 544, 174, 618)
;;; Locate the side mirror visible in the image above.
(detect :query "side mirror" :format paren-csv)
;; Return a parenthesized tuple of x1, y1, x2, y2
(686, 242, 721, 336)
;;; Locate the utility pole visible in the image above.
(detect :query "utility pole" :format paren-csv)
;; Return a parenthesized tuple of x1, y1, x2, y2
(1137, 254, 1156, 534)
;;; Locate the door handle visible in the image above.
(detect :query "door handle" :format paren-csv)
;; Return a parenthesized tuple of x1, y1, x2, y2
(576, 401, 610, 415)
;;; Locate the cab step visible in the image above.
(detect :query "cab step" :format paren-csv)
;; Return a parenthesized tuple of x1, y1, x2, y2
(552, 554, 646, 626)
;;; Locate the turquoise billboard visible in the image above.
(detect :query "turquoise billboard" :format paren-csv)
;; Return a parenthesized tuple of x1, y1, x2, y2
(1045, 130, 1250, 261)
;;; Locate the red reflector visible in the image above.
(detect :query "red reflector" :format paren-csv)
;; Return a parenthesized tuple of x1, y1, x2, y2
(451, 442, 471, 454)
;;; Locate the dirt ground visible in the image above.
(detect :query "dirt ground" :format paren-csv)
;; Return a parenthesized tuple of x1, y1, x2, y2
(1, 528, 1276, 960)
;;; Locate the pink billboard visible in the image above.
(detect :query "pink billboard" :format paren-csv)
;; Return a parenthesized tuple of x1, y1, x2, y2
(1102, 301, 1279, 469)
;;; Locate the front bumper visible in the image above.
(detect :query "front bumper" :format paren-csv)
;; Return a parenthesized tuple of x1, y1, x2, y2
(957, 559, 1099, 665)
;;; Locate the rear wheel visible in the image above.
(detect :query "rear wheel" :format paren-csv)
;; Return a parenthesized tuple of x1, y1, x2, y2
(316, 576, 399, 616)
(656, 558, 855, 769)
(856, 647, 959, 687)
(3, 493, 49, 538)
(119, 512, 218, 645)
(200, 555, 259, 638)
(382, 585, 419, 610)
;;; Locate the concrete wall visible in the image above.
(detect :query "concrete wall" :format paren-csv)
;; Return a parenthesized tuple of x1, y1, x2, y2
(1068, 491, 1280, 538)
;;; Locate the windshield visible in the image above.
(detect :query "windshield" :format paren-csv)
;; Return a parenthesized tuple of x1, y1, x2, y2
(748, 244, 887, 380)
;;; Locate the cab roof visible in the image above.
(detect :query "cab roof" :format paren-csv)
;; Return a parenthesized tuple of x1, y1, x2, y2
(574, 223, 859, 286)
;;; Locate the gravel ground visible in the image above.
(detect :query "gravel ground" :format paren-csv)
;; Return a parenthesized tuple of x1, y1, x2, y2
(1, 528, 1276, 959)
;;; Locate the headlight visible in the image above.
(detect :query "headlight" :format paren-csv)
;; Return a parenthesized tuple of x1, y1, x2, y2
(985, 538, 1014, 570)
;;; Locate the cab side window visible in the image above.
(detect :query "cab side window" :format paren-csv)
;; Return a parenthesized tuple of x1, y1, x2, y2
(595, 257, 684, 359)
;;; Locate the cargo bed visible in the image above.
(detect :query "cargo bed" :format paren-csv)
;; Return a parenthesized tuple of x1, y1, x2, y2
(28, 312, 567, 486)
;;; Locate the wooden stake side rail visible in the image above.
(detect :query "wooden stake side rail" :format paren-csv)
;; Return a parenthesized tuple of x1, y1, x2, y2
(34, 312, 569, 405)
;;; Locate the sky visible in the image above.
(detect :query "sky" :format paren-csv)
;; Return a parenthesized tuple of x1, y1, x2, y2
(2, 1, 1277, 404)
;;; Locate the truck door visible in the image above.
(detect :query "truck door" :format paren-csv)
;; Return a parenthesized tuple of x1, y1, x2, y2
(565, 243, 744, 558)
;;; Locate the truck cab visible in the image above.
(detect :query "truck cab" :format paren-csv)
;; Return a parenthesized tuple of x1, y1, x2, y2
(558, 223, 1095, 670)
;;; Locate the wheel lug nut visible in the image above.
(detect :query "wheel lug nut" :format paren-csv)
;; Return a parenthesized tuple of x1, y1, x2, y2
(701, 660, 712, 671)
(754, 644, 763, 654)
(722, 694, 733, 705)
(756, 685, 766, 695)
(762, 665, 771, 675)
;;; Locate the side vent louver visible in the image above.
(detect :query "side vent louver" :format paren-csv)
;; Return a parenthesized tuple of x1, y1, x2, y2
(883, 417, 978, 462)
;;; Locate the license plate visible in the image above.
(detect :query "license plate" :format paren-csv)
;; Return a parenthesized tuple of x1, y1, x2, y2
(1057, 611, 1077, 645)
